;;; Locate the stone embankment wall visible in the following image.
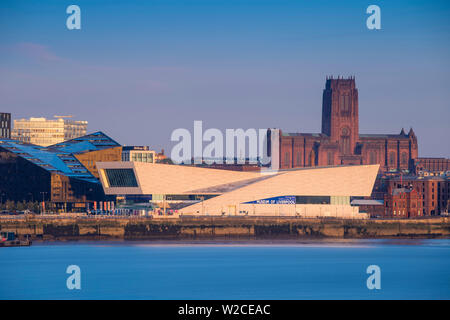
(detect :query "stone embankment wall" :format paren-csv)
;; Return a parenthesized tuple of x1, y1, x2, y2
(0, 216, 448, 241)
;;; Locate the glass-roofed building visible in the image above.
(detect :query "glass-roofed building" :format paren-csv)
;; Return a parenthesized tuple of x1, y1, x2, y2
(0, 132, 122, 213)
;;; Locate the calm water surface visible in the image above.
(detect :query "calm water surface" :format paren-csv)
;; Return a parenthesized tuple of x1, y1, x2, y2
(1, 239, 449, 299)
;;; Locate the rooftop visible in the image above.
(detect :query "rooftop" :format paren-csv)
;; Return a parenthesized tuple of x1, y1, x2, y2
(359, 133, 409, 139)
(351, 199, 384, 206)
(389, 175, 449, 181)
(392, 188, 415, 196)
(0, 131, 120, 184)
(47, 131, 120, 154)
(282, 132, 325, 138)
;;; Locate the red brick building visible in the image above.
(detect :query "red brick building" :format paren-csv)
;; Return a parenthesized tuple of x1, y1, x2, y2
(384, 187, 423, 218)
(386, 176, 450, 216)
(413, 157, 450, 176)
(274, 77, 418, 173)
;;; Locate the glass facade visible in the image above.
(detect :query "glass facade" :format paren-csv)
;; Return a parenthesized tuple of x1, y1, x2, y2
(296, 196, 331, 204)
(0, 113, 11, 139)
(244, 195, 350, 205)
(105, 169, 138, 187)
(164, 194, 218, 201)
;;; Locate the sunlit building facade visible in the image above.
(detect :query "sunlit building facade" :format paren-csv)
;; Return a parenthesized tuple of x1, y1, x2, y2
(12, 116, 87, 147)
(97, 162, 379, 219)
(122, 146, 155, 163)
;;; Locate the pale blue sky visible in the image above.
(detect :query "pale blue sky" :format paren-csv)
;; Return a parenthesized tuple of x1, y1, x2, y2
(0, 0, 449, 156)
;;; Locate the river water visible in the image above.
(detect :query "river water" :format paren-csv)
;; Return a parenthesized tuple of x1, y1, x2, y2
(1, 239, 449, 299)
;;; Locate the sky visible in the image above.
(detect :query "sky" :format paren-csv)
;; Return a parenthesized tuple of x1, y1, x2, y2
(0, 0, 449, 157)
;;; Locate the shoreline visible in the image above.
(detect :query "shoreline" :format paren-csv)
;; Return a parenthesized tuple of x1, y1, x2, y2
(1, 216, 449, 241)
(27, 238, 450, 246)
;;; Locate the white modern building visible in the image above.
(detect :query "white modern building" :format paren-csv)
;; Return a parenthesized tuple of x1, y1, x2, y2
(121, 146, 156, 163)
(96, 161, 379, 219)
(12, 116, 87, 147)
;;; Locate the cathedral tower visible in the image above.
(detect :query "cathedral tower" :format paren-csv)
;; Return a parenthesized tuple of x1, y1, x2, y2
(321, 76, 359, 155)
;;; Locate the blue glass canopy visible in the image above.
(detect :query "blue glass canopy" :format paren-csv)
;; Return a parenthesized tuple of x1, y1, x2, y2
(0, 132, 120, 184)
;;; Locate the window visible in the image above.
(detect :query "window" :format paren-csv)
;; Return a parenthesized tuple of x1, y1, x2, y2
(340, 127, 351, 155)
(401, 152, 408, 165)
(327, 151, 333, 165)
(296, 151, 302, 166)
(340, 94, 351, 115)
(105, 169, 138, 187)
(369, 151, 377, 164)
(389, 152, 396, 167)
(296, 196, 331, 204)
(284, 152, 290, 167)
(308, 150, 315, 166)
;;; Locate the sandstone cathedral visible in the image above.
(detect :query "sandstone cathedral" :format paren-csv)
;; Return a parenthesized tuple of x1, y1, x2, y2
(275, 76, 418, 173)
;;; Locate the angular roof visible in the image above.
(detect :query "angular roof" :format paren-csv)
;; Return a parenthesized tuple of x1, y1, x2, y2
(0, 132, 120, 184)
(186, 175, 274, 194)
(47, 131, 120, 154)
(97, 161, 260, 195)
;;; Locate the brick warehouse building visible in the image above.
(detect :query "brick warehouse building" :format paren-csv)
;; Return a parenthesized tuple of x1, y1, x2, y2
(413, 157, 450, 176)
(274, 77, 418, 172)
(386, 176, 450, 216)
(384, 187, 423, 218)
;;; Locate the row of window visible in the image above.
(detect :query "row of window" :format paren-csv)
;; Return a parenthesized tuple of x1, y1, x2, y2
(283, 151, 316, 167)
(392, 210, 421, 216)
(122, 152, 154, 163)
(0, 113, 11, 120)
(1, 128, 10, 138)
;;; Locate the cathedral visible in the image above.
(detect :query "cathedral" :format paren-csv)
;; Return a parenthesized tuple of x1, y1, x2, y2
(275, 76, 418, 173)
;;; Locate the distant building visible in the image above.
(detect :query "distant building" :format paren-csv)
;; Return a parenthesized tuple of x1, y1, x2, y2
(350, 199, 385, 218)
(413, 157, 450, 176)
(0, 112, 11, 139)
(12, 116, 87, 147)
(272, 77, 418, 173)
(384, 187, 423, 218)
(155, 149, 168, 163)
(385, 175, 450, 217)
(122, 146, 155, 163)
(0, 132, 120, 212)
